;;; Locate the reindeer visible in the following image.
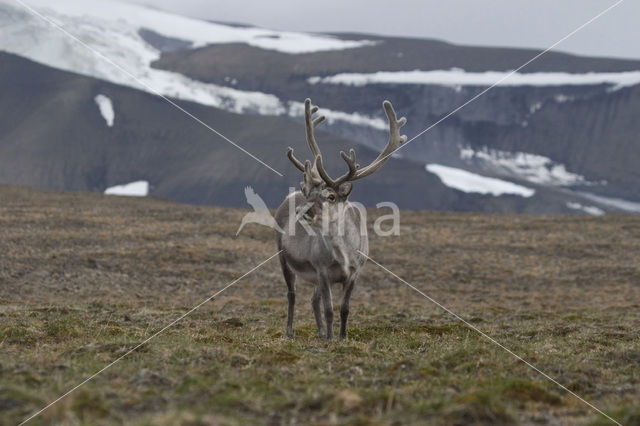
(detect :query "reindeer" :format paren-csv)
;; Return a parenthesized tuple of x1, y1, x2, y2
(274, 98, 407, 339)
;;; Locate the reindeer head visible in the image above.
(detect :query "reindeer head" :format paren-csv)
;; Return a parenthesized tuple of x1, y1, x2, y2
(287, 98, 407, 213)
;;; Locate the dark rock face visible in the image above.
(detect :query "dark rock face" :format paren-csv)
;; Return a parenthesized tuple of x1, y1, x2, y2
(0, 52, 590, 213)
(151, 38, 640, 93)
(151, 38, 640, 203)
(138, 28, 193, 53)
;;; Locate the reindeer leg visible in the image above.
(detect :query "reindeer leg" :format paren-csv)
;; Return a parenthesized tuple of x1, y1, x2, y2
(339, 275, 356, 340)
(311, 286, 325, 339)
(279, 255, 296, 338)
(317, 271, 334, 340)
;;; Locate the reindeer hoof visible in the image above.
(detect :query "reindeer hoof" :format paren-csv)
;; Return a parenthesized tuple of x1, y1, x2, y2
(286, 329, 294, 339)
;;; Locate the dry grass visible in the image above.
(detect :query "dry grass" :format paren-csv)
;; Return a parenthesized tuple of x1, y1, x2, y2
(0, 184, 639, 425)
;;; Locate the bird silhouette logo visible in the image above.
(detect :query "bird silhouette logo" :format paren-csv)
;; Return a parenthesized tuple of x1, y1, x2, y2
(236, 186, 284, 236)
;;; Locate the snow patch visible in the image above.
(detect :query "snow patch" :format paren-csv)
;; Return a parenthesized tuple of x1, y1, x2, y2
(566, 202, 605, 216)
(10, 0, 375, 54)
(287, 101, 387, 130)
(309, 69, 640, 88)
(529, 102, 542, 114)
(94, 94, 114, 127)
(0, 0, 388, 122)
(576, 192, 640, 214)
(0, 0, 285, 114)
(426, 164, 535, 197)
(554, 94, 573, 103)
(104, 181, 149, 197)
(460, 146, 588, 187)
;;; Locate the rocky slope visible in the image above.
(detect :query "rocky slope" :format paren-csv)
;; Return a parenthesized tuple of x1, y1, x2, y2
(153, 38, 640, 204)
(2, 52, 608, 212)
(1, 0, 639, 213)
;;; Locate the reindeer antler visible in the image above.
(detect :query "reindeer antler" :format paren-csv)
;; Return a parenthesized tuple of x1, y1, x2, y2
(287, 99, 325, 173)
(315, 148, 359, 188)
(286, 98, 406, 189)
(305, 99, 325, 158)
(349, 101, 407, 180)
(286, 147, 305, 172)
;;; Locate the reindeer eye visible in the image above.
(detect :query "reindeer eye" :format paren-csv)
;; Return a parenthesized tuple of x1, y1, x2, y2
(327, 194, 336, 202)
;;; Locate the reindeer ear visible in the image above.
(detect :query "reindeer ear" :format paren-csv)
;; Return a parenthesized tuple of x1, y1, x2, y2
(300, 181, 309, 197)
(337, 182, 352, 197)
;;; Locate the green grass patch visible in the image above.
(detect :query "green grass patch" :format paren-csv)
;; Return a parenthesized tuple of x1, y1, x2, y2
(0, 302, 636, 425)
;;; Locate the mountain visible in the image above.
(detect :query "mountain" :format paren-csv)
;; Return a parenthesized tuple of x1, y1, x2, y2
(1, 0, 639, 214)
(0, 52, 596, 213)
(152, 39, 640, 208)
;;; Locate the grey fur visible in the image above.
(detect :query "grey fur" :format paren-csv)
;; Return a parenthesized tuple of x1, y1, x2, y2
(275, 98, 406, 340)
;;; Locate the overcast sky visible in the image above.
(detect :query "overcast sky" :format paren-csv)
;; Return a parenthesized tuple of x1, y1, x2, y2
(117, 0, 639, 60)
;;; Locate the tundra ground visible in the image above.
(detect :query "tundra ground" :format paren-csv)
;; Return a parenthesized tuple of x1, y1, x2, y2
(0, 184, 639, 425)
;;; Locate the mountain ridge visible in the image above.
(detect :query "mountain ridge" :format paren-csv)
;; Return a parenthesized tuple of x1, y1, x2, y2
(1, 51, 603, 213)
(152, 40, 640, 205)
(1, 0, 638, 213)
